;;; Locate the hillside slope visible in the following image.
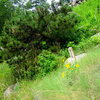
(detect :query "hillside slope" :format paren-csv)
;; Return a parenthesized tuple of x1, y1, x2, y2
(73, 0, 99, 35)
(3, 47, 99, 100)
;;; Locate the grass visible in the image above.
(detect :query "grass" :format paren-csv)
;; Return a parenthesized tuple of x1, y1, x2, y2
(2, 47, 99, 100)
(73, 0, 100, 34)
(0, 62, 14, 98)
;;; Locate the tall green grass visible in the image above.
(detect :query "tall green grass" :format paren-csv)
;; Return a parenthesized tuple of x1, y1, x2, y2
(7, 48, 100, 100)
(73, 0, 100, 34)
(0, 63, 14, 98)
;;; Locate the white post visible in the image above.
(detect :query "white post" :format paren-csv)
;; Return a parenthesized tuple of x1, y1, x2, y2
(72, 0, 77, 5)
(68, 47, 76, 62)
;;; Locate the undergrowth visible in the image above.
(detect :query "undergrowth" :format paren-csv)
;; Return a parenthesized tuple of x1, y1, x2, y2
(2, 47, 99, 100)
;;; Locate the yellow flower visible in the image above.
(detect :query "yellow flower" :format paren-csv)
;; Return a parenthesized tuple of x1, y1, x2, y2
(61, 72, 65, 78)
(65, 64, 70, 68)
(75, 64, 80, 68)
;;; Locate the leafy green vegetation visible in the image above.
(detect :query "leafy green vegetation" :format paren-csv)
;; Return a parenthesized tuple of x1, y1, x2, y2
(0, 63, 14, 98)
(73, 0, 99, 37)
(1, 47, 99, 100)
(0, 0, 100, 99)
(0, 0, 81, 80)
(0, 0, 14, 32)
(67, 33, 100, 54)
(37, 50, 61, 77)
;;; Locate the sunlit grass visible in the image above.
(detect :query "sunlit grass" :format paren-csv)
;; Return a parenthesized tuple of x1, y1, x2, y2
(0, 63, 14, 98)
(73, 0, 99, 34)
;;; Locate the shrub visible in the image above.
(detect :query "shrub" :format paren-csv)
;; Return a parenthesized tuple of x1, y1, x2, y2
(58, 49, 69, 58)
(0, 3, 81, 80)
(67, 33, 100, 52)
(37, 50, 60, 76)
(90, 33, 100, 44)
(78, 34, 100, 50)
(73, 0, 99, 37)
(7, 49, 40, 80)
(0, 4, 80, 79)
(43, 11, 81, 41)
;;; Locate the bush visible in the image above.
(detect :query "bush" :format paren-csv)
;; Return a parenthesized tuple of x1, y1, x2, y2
(90, 33, 100, 44)
(7, 49, 40, 80)
(37, 50, 60, 76)
(73, 0, 99, 37)
(43, 11, 81, 41)
(67, 33, 100, 52)
(0, 3, 81, 80)
(78, 34, 100, 50)
(58, 49, 69, 58)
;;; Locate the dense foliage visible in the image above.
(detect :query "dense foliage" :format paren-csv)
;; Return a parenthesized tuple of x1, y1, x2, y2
(0, 0, 14, 33)
(0, 0, 99, 80)
(37, 50, 60, 77)
(73, 0, 99, 37)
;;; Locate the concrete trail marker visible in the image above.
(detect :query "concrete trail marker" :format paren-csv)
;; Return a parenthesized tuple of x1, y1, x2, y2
(64, 47, 86, 64)
(68, 47, 76, 62)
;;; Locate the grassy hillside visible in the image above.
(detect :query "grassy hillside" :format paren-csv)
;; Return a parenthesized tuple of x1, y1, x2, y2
(3, 47, 99, 100)
(73, 0, 99, 35)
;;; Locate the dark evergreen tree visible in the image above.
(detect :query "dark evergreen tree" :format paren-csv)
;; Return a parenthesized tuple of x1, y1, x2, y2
(0, 0, 14, 33)
(0, 0, 80, 80)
